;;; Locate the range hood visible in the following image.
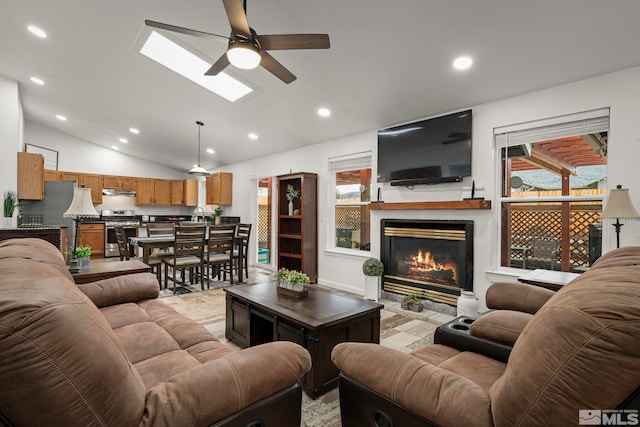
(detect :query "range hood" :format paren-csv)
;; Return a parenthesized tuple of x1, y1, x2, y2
(102, 189, 136, 196)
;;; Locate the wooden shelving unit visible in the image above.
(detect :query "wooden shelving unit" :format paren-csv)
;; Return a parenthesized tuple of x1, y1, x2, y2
(277, 172, 318, 282)
(369, 200, 491, 211)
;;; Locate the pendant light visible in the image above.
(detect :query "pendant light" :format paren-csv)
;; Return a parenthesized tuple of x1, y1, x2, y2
(186, 120, 210, 176)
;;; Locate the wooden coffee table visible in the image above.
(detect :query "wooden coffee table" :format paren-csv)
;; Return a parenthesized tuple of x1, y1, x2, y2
(72, 260, 151, 284)
(225, 282, 383, 398)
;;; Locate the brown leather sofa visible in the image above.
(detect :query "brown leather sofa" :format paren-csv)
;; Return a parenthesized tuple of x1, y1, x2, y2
(332, 246, 640, 426)
(0, 238, 312, 427)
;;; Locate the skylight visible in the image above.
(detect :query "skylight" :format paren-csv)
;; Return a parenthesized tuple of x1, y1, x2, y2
(140, 31, 253, 103)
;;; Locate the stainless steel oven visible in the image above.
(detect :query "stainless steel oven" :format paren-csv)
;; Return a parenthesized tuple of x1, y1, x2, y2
(102, 209, 140, 258)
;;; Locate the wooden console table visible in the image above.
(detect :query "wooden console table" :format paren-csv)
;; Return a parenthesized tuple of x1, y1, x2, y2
(72, 260, 151, 284)
(225, 282, 383, 398)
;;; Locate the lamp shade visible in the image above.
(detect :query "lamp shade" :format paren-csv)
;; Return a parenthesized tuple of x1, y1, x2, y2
(63, 187, 99, 218)
(186, 165, 211, 176)
(601, 186, 640, 220)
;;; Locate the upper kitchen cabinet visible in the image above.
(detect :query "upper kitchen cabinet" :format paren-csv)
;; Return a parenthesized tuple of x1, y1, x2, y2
(103, 175, 121, 189)
(135, 178, 154, 205)
(206, 172, 232, 205)
(17, 152, 44, 200)
(170, 179, 198, 206)
(121, 177, 136, 191)
(83, 174, 103, 204)
(154, 179, 171, 205)
(44, 169, 60, 181)
(60, 172, 82, 185)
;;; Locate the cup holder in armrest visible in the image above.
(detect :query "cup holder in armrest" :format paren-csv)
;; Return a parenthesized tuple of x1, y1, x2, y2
(461, 317, 475, 325)
(451, 323, 470, 331)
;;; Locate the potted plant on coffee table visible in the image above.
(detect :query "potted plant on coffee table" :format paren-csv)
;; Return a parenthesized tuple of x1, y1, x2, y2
(362, 257, 383, 301)
(67, 245, 91, 270)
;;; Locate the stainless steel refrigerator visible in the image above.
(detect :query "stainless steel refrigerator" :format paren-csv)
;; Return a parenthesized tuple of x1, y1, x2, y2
(20, 180, 76, 251)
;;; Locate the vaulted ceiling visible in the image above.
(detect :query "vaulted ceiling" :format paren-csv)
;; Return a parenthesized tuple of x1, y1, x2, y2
(2, 1, 640, 173)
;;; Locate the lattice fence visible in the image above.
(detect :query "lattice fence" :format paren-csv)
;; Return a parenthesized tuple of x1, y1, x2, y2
(257, 205, 270, 246)
(508, 202, 602, 269)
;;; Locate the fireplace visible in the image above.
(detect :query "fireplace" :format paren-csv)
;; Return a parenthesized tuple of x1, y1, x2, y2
(381, 219, 474, 306)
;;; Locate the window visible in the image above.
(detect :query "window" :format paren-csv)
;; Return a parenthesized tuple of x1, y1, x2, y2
(496, 109, 609, 272)
(329, 153, 372, 252)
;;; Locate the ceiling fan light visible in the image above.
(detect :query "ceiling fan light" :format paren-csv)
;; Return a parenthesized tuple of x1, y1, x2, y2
(227, 44, 261, 70)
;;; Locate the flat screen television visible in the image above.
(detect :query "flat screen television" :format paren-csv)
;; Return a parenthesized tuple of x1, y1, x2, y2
(377, 110, 472, 186)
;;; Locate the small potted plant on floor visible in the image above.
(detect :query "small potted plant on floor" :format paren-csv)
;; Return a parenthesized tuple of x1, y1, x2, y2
(362, 257, 383, 301)
(401, 294, 423, 312)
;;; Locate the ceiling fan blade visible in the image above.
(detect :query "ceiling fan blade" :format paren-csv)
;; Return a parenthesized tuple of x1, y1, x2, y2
(258, 34, 330, 50)
(205, 53, 230, 76)
(259, 51, 296, 84)
(144, 20, 228, 40)
(222, 0, 251, 36)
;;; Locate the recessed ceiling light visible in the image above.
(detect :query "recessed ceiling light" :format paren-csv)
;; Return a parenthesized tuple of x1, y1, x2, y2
(248, 133, 258, 140)
(206, 148, 215, 154)
(30, 77, 44, 85)
(119, 138, 128, 143)
(111, 146, 119, 150)
(27, 25, 47, 39)
(56, 115, 67, 121)
(139, 31, 253, 103)
(129, 127, 139, 134)
(318, 108, 331, 117)
(453, 56, 473, 70)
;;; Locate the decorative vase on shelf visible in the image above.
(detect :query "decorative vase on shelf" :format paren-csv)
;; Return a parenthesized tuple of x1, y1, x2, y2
(215, 216, 221, 225)
(288, 201, 294, 215)
(457, 291, 479, 318)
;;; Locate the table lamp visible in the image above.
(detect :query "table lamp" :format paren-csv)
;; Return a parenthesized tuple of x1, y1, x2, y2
(600, 185, 640, 248)
(63, 186, 99, 272)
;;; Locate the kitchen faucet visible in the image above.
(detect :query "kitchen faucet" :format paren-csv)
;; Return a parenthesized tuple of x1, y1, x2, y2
(192, 206, 205, 222)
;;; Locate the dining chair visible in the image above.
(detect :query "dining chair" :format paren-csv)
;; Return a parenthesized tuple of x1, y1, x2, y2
(114, 225, 162, 280)
(204, 224, 237, 288)
(162, 225, 206, 293)
(234, 223, 252, 280)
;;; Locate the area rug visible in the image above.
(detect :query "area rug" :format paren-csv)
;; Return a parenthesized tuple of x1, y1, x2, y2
(162, 287, 445, 427)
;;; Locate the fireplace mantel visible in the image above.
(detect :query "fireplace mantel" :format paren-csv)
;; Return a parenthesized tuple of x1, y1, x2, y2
(369, 200, 491, 211)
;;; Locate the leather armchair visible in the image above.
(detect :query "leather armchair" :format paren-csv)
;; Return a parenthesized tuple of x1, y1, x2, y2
(332, 247, 640, 426)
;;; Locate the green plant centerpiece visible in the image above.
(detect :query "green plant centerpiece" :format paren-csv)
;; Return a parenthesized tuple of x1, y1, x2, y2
(401, 294, 423, 312)
(275, 268, 310, 292)
(362, 258, 384, 276)
(285, 184, 300, 215)
(67, 245, 92, 270)
(3, 191, 17, 218)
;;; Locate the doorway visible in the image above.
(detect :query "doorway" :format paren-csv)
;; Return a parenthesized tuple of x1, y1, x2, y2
(257, 177, 272, 266)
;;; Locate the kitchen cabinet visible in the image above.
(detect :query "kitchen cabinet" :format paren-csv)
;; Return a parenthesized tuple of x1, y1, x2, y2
(171, 179, 198, 206)
(121, 177, 136, 191)
(17, 152, 44, 200)
(136, 178, 154, 205)
(44, 169, 60, 181)
(60, 171, 83, 185)
(103, 175, 121, 189)
(170, 180, 184, 206)
(83, 174, 103, 204)
(77, 223, 105, 258)
(277, 172, 317, 282)
(206, 172, 232, 205)
(154, 179, 171, 205)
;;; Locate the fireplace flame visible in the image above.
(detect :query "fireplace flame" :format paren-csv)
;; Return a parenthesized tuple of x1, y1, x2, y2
(406, 249, 458, 282)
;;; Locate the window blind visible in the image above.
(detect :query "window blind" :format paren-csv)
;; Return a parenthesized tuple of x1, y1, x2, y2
(328, 152, 372, 172)
(494, 108, 609, 148)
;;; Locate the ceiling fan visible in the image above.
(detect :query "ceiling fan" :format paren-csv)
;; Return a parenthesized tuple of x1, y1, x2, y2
(145, 0, 330, 84)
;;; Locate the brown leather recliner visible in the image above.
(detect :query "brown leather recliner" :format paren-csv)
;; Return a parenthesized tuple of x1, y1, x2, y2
(0, 238, 312, 427)
(332, 246, 640, 426)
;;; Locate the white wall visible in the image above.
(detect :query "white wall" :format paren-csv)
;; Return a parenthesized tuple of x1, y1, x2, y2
(0, 76, 23, 197)
(220, 66, 640, 308)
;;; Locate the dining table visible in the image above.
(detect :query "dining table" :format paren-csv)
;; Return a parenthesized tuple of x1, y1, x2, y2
(129, 234, 244, 284)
